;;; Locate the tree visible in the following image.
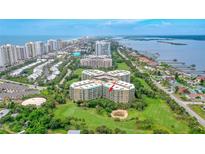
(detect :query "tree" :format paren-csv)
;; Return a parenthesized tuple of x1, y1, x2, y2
(131, 100, 147, 111)
(49, 119, 62, 129)
(95, 125, 113, 134)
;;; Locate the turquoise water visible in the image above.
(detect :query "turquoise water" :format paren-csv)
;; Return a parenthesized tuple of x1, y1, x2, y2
(73, 52, 81, 57)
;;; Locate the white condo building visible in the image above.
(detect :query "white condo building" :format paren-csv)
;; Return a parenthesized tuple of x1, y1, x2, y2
(16, 45, 27, 60)
(25, 42, 36, 58)
(47, 39, 57, 52)
(95, 41, 111, 56)
(0, 44, 18, 66)
(35, 41, 45, 56)
(0, 46, 7, 67)
(0, 38, 69, 68)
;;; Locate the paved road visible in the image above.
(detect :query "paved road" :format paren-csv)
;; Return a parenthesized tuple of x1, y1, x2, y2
(59, 60, 72, 85)
(118, 48, 205, 127)
(0, 109, 10, 119)
(60, 69, 72, 85)
(153, 79, 205, 127)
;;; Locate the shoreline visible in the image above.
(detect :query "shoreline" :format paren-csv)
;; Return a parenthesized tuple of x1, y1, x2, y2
(118, 39, 205, 76)
(122, 45, 204, 76)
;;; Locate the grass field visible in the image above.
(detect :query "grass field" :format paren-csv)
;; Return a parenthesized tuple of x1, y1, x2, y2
(65, 68, 83, 85)
(117, 62, 130, 70)
(189, 105, 205, 119)
(0, 130, 8, 134)
(74, 68, 83, 76)
(54, 98, 191, 134)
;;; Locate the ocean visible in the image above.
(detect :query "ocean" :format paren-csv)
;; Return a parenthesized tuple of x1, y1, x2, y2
(0, 35, 79, 45)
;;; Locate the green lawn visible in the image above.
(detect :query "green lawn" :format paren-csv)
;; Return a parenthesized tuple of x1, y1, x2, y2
(67, 78, 79, 85)
(48, 129, 67, 134)
(65, 68, 83, 85)
(135, 77, 153, 91)
(74, 68, 83, 76)
(117, 62, 130, 70)
(0, 129, 8, 134)
(189, 105, 205, 119)
(54, 98, 191, 134)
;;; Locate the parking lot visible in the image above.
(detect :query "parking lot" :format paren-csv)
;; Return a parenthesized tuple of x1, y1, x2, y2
(0, 82, 39, 100)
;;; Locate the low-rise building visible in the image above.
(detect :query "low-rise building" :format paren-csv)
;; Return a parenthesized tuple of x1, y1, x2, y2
(194, 75, 205, 84)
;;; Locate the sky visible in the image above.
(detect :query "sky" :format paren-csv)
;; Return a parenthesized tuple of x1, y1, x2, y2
(0, 19, 205, 36)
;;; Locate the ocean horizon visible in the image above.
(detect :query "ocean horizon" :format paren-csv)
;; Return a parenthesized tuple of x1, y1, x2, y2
(0, 35, 80, 45)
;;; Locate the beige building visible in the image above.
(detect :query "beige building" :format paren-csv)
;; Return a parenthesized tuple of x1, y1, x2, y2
(107, 70, 131, 82)
(80, 55, 112, 68)
(69, 80, 103, 101)
(81, 69, 105, 80)
(70, 70, 135, 103)
(81, 69, 131, 82)
(103, 80, 135, 103)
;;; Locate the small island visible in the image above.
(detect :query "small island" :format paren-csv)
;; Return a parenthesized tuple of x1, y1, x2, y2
(157, 41, 187, 45)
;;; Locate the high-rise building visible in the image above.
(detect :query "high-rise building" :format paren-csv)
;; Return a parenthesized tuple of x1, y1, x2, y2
(0, 46, 7, 67)
(25, 42, 36, 58)
(47, 39, 57, 52)
(56, 39, 63, 50)
(0, 44, 18, 66)
(95, 41, 111, 56)
(35, 41, 45, 56)
(16, 45, 27, 60)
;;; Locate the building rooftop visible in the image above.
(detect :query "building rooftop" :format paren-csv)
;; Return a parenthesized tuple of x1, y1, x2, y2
(70, 80, 103, 89)
(82, 69, 105, 76)
(70, 79, 134, 90)
(104, 80, 135, 90)
(107, 70, 130, 76)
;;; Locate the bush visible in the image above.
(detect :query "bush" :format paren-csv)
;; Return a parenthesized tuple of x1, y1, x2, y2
(95, 125, 113, 134)
(136, 119, 153, 130)
(131, 100, 147, 111)
(153, 129, 169, 134)
(80, 98, 118, 113)
(114, 128, 126, 134)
